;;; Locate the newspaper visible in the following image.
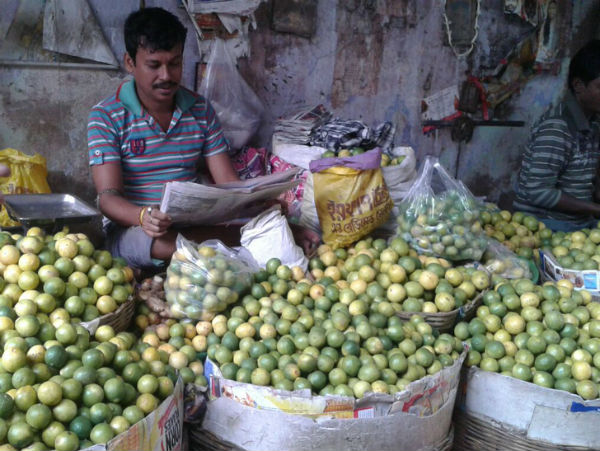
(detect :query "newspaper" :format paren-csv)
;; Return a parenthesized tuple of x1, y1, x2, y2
(159, 169, 301, 225)
(274, 104, 333, 144)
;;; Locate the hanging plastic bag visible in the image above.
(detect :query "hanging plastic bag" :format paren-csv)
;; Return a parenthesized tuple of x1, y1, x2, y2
(200, 39, 264, 151)
(396, 156, 487, 261)
(310, 148, 393, 249)
(0, 148, 51, 227)
(164, 235, 256, 319)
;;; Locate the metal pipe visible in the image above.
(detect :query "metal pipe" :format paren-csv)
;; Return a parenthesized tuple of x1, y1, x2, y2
(0, 60, 120, 70)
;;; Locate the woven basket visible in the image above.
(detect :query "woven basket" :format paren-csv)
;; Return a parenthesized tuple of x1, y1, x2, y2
(453, 410, 592, 451)
(396, 291, 484, 332)
(189, 425, 455, 451)
(80, 296, 136, 334)
(188, 428, 243, 451)
(99, 296, 136, 331)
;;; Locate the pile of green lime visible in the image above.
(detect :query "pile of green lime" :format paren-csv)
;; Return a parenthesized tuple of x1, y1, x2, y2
(137, 319, 208, 387)
(164, 244, 253, 320)
(548, 228, 600, 271)
(0, 320, 178, 450)
(0, 227, 134, 327)
(456, 278, 600, 400)
(202, 249, 465, 398)
(397, 190, 487, 261)
(307, 237, 491, 315)
(478, 207, 544, 260)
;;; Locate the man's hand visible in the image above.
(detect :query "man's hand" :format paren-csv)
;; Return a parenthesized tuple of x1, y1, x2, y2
(289, 224, 320, 256)
(141, 206, 172, 238)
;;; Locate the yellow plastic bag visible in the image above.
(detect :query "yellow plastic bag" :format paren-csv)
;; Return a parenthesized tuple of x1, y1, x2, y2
(310, 149, 393, 249)
(0, 148, 51, 227)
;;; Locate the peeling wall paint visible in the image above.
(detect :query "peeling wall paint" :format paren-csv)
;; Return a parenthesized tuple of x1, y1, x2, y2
(1, 0, 599, 219)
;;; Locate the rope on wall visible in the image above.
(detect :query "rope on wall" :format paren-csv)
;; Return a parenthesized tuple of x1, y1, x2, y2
(442, 0, 481, 58)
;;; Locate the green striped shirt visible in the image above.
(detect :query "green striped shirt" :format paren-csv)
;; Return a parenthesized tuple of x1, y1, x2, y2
(514, 91, 600, 226)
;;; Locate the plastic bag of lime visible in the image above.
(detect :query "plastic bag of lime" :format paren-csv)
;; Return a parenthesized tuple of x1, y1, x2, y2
(396, 156, 487, 261)
(164, 235, 255, 319)
(482, 238, 531, 280)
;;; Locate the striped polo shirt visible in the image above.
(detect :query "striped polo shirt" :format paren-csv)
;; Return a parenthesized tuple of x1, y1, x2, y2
(514, 91, 600, 226)
(88, 80, 228, 205)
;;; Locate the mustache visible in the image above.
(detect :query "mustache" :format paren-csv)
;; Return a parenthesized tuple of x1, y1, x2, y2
(153, 82, 177, 89)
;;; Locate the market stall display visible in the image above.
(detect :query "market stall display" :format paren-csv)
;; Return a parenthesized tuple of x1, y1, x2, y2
(135, 235, 476, 450)
(110, 207, 600, 451)
(6, 157, 596, 451)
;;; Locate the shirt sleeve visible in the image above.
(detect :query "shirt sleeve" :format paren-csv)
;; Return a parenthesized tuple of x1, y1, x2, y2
(201, 99, 229, 157)
(87, 107, 122, 166)
(518, 118, 570, 209)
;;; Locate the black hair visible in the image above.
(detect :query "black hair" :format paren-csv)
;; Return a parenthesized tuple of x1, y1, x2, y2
(568, 40, 600, 92)
(124, 7, 187, 62)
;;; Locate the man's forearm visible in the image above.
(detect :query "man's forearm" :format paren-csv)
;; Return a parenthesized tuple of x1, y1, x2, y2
(99, 193, 144, 227)
(554, 193, 600, 217)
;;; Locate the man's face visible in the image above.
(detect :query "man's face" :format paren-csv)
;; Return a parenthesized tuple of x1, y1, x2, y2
(575, 77, 600, 116)
(124, 44, 183, 109)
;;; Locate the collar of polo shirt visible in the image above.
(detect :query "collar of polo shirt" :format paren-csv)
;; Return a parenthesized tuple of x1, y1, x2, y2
(116, 80, 198, 117)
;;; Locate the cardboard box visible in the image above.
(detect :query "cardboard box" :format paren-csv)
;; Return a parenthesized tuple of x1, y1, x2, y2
(83, 378, 184, 451)
(199, 353, 465, 451)
(457, 367, 600, 448)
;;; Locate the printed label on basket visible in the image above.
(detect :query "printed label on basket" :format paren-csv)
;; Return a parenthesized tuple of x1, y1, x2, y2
(389, 351, 465, 417)
(353, 407, 375, 418)
(107, 378, 183, 451)
(212, 375, 354, 418)
(205, 358, 354, 418)
(570, 402, 600, 413)
(539, 251, 600, 294)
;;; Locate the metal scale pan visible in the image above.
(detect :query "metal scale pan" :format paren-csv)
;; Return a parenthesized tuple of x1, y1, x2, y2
(4, 193, 100, 230)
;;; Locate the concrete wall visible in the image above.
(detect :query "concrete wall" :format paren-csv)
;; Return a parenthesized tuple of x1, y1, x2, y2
(1, 0, 599, 221)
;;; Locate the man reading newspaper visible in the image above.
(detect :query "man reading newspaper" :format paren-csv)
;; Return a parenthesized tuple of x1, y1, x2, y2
(88, 8, 317, 272)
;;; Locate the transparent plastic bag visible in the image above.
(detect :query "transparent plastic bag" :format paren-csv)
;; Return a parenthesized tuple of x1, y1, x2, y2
(396, 156, 487, 261)
(164, 235, 255, 319)
(482, 238, 531, 279)
(200, 39, 264, 151)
